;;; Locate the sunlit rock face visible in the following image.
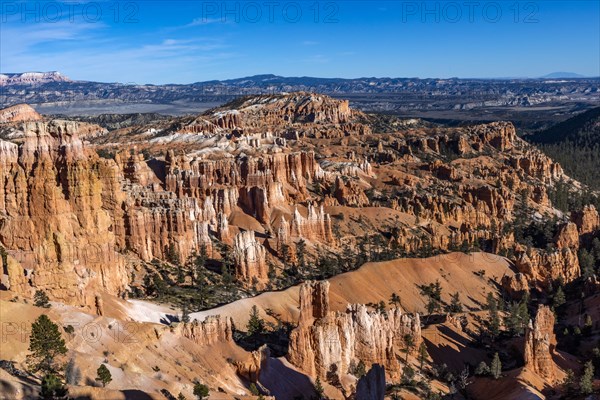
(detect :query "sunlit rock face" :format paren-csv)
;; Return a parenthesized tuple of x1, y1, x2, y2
(287, 281, 421, 380)
(524, 305, 557, 383)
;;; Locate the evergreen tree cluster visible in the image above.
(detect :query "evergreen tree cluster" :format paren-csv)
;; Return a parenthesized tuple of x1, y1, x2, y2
(528, 107, 600, 191)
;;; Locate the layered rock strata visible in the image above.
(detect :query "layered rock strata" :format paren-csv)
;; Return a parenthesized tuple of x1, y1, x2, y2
(287, 281, 421, 380)
(524, 305, 557, 383)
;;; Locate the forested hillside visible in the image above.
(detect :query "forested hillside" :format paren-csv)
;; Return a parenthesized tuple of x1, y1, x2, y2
(529, 107, 600, 189)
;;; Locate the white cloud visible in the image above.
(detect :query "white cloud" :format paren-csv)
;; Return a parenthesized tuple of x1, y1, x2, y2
(0, 11, 236, 83)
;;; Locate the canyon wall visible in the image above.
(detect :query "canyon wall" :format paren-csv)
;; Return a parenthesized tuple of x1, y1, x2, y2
(287, 281, 421, 380)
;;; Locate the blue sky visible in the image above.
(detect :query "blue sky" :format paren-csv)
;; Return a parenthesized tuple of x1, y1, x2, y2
(1, 1, 599, 84)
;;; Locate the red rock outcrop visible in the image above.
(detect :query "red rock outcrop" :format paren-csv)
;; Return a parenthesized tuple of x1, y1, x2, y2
(515, 247, 580, 288)
(0, 104, 43, 123)
(175, 92, 371, 138)
(21, 119, 107, 139)
(288, 281, 421, 380)
(275, 215, 291, 253)
(469, 121, 517, 151)
(554, 222, 580, 250)
(290, 204, 334, 243)
(572, 205, 600, 235)
(501, 272, 530, 299)
(524, 305, 557, 383)
(510, 150, 563, 184)
(123, 195, 214, 263)
(164, 150, 323, 222)
(174, 315, 234, 346)
(0, 122, 128, 307)
(234, 345, 270, 383)
(233, 230, 267, 287)
(333, 176, 370, 207)
(217, 212, 232, 242)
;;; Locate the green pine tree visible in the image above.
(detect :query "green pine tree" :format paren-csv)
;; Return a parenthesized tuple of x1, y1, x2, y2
(181, 302, 191, 323)
(389, 292, 401, 308)
(246, 305, 265, 336)
(296, 239, 307, 270)
(40, 373, 68, 399)
(487, 293, 501, 339)
(193, 381, 210, 399)
(475, 361, 490, 376)
(562, 369, 576, 396)
(27, 315, 68, 374)
(194, 244, 208, 284)
(403, 333, 415, 362)
(314, 376, 325, 399)
(579, 361, 594, 395)
(249, 383, 260, 395)
(552, 286, 566, 309)
(418, 342, 428, 371)
(490, 353, 502, 380)
(579, 249, 595, 279)
(95, 364, 112, 387)
(34, 290, 51, 308)
(448, 292, 463, 314)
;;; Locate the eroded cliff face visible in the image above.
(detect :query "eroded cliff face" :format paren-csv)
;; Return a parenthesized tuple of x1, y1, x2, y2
(572, 205, 600, 236)
(0, 104, 43, 123)
(0, 121, 128, 307)
(180, 92, 371, 139)
(554, 222, 580, 250)
(173, 315, 234, 346)
(514, 247, 580, 289)
(524, 305, 557, 383)
(287, 281, 421, 380)
(290, 204, 334, 243)
(233, 230, 267, 287)
(0, 94, 593, 305)
(164, 149, 324, 223)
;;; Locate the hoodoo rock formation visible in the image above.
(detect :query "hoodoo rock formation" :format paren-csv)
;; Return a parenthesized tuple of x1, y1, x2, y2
(290, 204, 334, 243)
(0, 122, 128, 307)
(233, 230, 268, 287)
(515, 247, 580, 288)
(524, 305, 557, 383)
(174, 315, 234, 346)
(287, 281, 421, 380)
(0, 94, 592, 315)
(0, 93, 597, 399)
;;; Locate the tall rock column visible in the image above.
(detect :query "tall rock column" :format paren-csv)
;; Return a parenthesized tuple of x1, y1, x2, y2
(524, 305, 557, 383)
(233, 230, 268, 287)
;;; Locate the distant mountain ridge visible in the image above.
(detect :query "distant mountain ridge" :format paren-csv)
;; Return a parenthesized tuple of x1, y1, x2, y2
(0, 71, 71, 86)
(1, 72, 598, 127)
(540, 72, 587, 79)
(1, 71, 596, 87)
